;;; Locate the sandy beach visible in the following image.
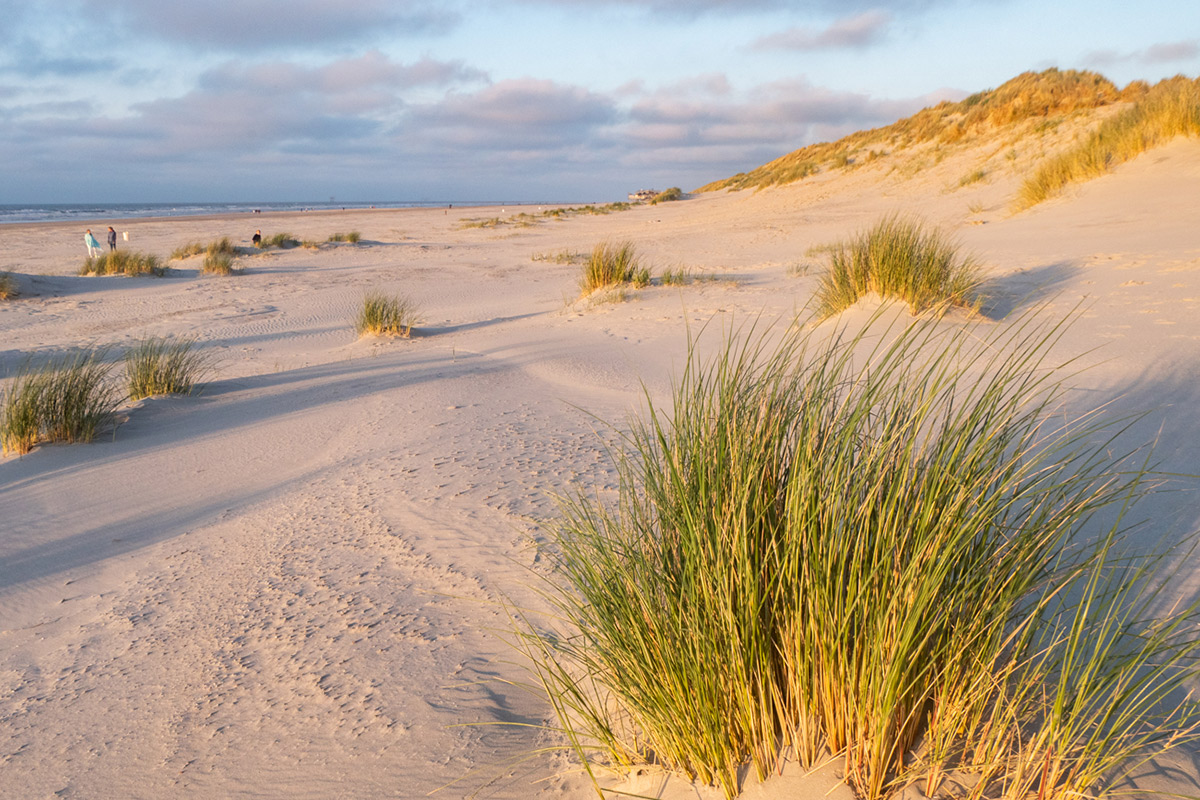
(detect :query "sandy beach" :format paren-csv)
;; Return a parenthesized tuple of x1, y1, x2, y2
(3, 130, 1200, 799)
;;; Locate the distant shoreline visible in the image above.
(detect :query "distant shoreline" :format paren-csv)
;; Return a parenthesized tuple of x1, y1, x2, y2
(0, 200, 590, 227)
(0, 202, 584, 233)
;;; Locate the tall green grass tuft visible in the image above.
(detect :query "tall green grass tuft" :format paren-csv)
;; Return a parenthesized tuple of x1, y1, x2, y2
(1017, 75, 1200, 209)
(816, 215, 983, 316)
(355, 291, 419, 337)
(580, 241, 645, 294)
(519, 313, 1200, 800)
(80, 250, 165, 277)
(2, 349, 120, 455)
(0, 271, 16, 299)
(327, 231, 361, 243)
(125, 336, 212, 400)
(651, 187, 684, 204)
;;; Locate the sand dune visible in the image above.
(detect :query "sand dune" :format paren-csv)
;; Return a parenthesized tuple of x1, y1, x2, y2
(3, 133, 1200, 799)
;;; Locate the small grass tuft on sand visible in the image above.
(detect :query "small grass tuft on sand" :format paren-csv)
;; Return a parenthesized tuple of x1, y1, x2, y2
(80, 251, 166, 277)
(201, 251, 240, 275)
(355, 291, 419, 337)
(125, 336, 212, 400)
(0, 271, 17, 299)
(580, 241, 646, 295)
(816, 214, 983, 316)
(2, 349, 120, 456)
(650, 187, 684, 204)
(257, 233, 298, 249)
(327, 231, 361, 243)
(172, 238, 236, 260)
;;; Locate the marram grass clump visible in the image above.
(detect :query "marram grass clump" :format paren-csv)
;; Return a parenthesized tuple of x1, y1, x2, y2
(1017, 75, 1200, 209)
(125, 336, 212, 400)
(518, 313, 1200, 800)
(816, 214, 983, 316)
(327, 231, 361, 243)
(355, 291, 419, 337)
(2, 349, 120, 455)
(0, 271, 16, 299)
(201, 251, 240, 275)
(579, 241, 649, 294)
(80, 250, 165, 277)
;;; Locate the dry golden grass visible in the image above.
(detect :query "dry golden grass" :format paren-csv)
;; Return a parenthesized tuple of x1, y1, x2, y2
(1016, 75, 1200, 209)
(700, 69, 1122, 193)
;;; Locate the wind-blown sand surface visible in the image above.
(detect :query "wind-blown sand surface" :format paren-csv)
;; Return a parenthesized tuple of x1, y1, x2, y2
(3, 138, 1200, 799)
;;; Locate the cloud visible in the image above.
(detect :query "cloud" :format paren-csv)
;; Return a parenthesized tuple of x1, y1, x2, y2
(1142, 40, 1199, 63)
(82, 0, 459, 50)
(515, 0, 932, 17)
(407, 79, 618, 150)
(1085, 39, 1199, 68)
(2, 41, 119, 78)
(751, 10, 891, 51)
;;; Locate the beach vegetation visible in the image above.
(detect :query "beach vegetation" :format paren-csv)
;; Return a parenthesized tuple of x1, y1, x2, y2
(700, 69, 1121, 192)
(79, 250, 166, 277)
(650, 187, 684, 204)
(815, 215, 983, 316)
(2, 349, 120, 455)
(327, 231, 361, 243)
(171, 241, 205, 259)
(172, 237, 236, 260)
(579, 241, 645, 295)
(125, 336, 212, 400)
(355, 291, 419, 337)
(958, 168, 987, 186)
(201, 251, 240, 275)
(532, 249, 584, 264)
(1016, 75, 1200, 209)
(518, 313, 1200, 800)
(0, 271, 16, 299)
(257, 233, 298, 249)
(660, 266, 693, 285)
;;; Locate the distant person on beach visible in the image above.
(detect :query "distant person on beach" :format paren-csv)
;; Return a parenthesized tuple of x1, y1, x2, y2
(106, 226, 117, 251)
(84, 229, 101, 258)
(252, 230, 262, 246)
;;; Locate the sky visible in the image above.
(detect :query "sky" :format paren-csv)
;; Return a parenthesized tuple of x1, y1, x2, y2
(1, 0, 1197, 204)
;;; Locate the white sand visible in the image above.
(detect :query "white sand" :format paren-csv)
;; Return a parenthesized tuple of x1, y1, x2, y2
(2, 136, 1200, 799)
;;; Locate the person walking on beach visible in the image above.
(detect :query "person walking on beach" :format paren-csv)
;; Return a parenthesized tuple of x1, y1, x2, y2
(84, 229, 102, 258)
(106, 226, 117, 251)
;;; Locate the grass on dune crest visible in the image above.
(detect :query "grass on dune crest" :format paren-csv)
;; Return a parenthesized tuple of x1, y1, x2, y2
(579, 241, 651, 295)
(125, 336, 212, 400)
(1017, 75, 1200, 209)
(816, 215, 984, 316)
(80, 250, 165, 277)
(701, 68, 1123, 192)
(517, 312, 1200, 800)
(0, 271, 16, 299)
(2, 349, 120, 455)
(355, 291, 419, 337)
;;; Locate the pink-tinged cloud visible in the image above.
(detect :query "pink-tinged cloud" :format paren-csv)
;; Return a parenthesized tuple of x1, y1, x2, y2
(83, 0, 458, 49)
(752, 10, 891, 51)
(407, 79, 617, 149)
(1143, 40, 1199, 63)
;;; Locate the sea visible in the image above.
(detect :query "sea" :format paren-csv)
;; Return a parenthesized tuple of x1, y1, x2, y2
(0, 200, 559, 225)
